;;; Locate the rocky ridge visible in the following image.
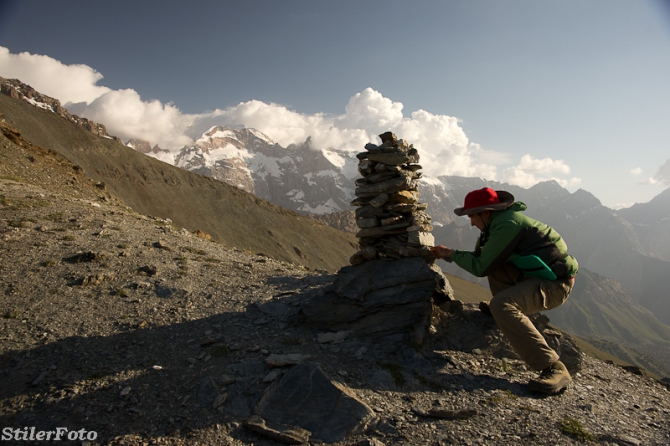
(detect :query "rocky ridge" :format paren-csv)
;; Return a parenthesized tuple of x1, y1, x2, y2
(1, 121, 669, 445)
(1, 178, 669, 445)
(0, 77, 118, 142)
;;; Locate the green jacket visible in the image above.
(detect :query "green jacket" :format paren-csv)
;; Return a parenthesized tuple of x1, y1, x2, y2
(450, 202, 578, 279)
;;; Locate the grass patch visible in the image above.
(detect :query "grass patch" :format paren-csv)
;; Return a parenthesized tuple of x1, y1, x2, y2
(61, 235, 75, 241)
(204, 257, 221, 263)
(482, 390, 517, 406)
(3, 310, 19, 319)
(416, 375, 445, 391)
(42, 259, 56, 267)
(113, 288, 129, 297)
(378, 362, 405, 387)
(87, 372, 108, 381)
(0, 175, 22, 182)
(281, 337, 302, 346)
(44, 212, 64, 222)
(181, 246, 207, 256)
(560, 418, 595, 442)
(211, 345, 230, 357)
(8, 220, 28, 228)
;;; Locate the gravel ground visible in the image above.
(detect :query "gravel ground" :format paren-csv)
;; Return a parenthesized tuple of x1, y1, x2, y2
(1, 179, 669, 446)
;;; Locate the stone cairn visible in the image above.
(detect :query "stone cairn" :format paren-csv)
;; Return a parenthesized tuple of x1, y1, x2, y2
(302, 131, 452, 348)
(349, 131, 435, 265)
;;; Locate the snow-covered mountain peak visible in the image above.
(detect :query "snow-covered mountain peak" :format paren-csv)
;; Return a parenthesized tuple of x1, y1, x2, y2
(170, 125, 359, 214)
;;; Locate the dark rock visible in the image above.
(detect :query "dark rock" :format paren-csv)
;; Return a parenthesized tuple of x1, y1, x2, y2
(63, 251, 97, 263)
(243, 415, 311, 445)
(198, 376, 221, 407)
(254, 362, 377, 443)
(364, 369, 398, 391)
(378, 132, 397, 144)
(302, 257, 453, 344)
(412, 406, 479, 420)
(621, 365, 647, 377)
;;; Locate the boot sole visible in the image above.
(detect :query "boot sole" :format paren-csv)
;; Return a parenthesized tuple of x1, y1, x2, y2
(528, 377, 571, 394)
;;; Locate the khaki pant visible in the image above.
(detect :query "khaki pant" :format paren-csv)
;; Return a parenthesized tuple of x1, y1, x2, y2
(488, 263, 573, 371)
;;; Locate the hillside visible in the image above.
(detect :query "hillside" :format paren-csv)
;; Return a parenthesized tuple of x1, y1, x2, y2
(0, 91, 357, 273)
(2, 126, 669, 445)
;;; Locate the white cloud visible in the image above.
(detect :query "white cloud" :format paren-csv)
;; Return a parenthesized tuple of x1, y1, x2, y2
(67, 90, 194, 151)
(501, 155, 581, 188)
(0, 46, 110, 104)
(611, 202, 635, 210)
(652, 158, 670, 186)
(0, 46, 580, 190)
(630, 167, 643, 175)
(191, 88, 498, 179)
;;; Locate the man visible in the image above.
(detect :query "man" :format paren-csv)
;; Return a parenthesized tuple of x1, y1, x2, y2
(431, 187, 578, 394)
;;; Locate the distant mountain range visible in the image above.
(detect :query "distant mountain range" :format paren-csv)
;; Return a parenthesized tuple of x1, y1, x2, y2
(2, 76, 669, 378)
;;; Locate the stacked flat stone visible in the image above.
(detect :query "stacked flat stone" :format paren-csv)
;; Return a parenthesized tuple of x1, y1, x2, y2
(349, 131, 434, 265)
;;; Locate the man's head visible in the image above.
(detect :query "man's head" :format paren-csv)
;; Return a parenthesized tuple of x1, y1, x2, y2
(468, 210, 492, 231)
(454, 187, 515, 217)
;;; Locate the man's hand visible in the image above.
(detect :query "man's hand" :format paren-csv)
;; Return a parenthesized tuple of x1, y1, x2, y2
(430, 245, 454, 261)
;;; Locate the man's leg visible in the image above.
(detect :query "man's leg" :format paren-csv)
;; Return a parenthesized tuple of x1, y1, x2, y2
(487, 262, 524, 296)
(488, 277, 571, 371)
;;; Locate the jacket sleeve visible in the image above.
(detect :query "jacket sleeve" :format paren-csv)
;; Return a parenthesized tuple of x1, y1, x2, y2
(450, 216, 523, 277)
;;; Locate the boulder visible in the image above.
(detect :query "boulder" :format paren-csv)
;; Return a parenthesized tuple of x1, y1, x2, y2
(253, 362, 377, 443)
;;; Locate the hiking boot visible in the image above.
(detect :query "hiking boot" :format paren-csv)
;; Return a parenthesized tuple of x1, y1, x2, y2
(528, 360, 572, 394)
(478, 301, 492, 317)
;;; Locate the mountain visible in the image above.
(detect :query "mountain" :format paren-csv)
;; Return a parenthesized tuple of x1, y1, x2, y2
(174, 126, 359, 215)
(617, 187, 670, 262)
(0, 80, 357, 273)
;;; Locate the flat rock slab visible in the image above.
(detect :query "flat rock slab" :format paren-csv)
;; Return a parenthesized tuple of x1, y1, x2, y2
(243, 415, 311, 445)
(253, 362, 377, 443)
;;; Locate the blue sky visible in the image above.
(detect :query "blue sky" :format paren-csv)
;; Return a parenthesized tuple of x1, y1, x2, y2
(1, 0, 669, 208)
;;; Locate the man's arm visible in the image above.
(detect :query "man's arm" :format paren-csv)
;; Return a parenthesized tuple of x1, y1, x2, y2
(430, 245, 454, 262)
(450, 217, 523, 277)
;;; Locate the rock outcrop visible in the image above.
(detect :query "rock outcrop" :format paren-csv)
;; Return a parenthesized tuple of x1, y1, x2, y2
(0, 77, 119, 141)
